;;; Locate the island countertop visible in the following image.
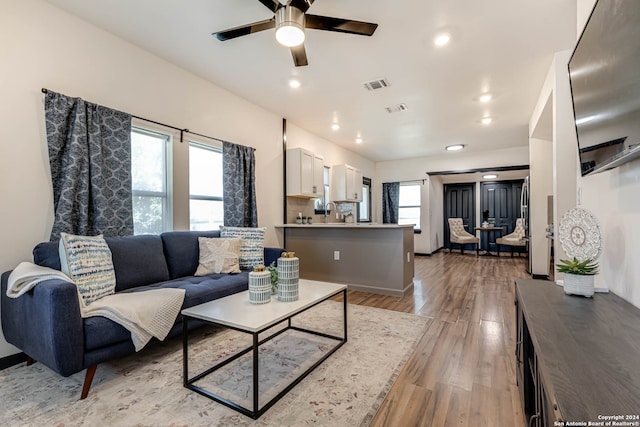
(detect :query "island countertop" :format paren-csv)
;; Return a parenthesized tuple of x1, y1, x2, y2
(277, 223, 415, 297)
(275, 223, 414, 229)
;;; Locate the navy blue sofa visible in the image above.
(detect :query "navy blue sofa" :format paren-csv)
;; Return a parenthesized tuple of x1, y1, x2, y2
(0, 230, 284, 399)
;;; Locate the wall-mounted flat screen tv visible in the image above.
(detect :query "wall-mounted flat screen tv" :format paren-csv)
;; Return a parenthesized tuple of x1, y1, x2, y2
(568, 0, 640, 176)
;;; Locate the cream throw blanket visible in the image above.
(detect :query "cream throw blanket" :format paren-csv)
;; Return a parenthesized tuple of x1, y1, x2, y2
(6, 262, 71, 298)
(7, 262, 186, 351)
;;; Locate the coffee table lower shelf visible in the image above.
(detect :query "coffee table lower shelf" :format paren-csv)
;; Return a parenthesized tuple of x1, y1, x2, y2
(182, 288, 347, 420)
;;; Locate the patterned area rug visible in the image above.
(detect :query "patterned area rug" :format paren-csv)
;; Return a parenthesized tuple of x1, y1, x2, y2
(0, 301, 430, 426)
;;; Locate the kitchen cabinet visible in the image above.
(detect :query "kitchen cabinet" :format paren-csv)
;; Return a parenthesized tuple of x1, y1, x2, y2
(286, 148, 324, 198)
(331, 164, 362, 202)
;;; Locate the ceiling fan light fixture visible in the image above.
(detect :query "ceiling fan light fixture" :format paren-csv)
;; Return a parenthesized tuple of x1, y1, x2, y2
(275, 6, 306, 47)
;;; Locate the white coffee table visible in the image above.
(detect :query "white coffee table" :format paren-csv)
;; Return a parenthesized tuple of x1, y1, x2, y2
(181, 279, 347, 419)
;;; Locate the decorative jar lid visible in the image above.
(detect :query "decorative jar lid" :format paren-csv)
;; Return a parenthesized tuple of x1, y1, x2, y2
(281, 252, 296, 258)
(253, 265, 265, 272)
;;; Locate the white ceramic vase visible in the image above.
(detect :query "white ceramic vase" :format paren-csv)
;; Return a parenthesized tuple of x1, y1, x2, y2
(563, 273, 595, 297)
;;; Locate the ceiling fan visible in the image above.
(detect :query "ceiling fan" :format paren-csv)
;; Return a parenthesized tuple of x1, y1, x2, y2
(213, 0, 378, 67)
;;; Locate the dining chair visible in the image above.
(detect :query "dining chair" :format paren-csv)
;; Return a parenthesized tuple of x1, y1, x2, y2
(448, 218, 479, 255)
(496, 218, 527, 257)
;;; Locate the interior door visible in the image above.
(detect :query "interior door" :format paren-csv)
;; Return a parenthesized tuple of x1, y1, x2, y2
(444, 183, 476, 248)
(480, 180, 524, 251)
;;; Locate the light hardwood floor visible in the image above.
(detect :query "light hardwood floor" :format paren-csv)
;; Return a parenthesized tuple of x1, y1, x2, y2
(336, 251, 530, 427)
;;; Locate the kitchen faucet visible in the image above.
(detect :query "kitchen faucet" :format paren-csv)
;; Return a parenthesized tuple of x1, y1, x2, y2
(324, 202, 336, 223)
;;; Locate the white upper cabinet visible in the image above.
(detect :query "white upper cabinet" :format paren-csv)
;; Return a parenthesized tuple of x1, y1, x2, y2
(286, 148, 324, 198)
(331, 164, 362, 202)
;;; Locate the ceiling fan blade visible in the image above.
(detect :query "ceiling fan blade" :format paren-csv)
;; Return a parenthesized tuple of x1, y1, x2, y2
(289, 0, 315, 13)
(257, 0, 281, 13)
(291, 44, 308, 67)
(213, 18, 275, 41)
(305, 15, 378, 36)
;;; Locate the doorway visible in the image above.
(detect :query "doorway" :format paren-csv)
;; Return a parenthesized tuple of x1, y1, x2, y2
(443, 183, 476, 249)
(480, 180, 524, 252)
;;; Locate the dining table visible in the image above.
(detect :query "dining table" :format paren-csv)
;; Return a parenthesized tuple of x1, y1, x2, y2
(474, 226, 505, 256)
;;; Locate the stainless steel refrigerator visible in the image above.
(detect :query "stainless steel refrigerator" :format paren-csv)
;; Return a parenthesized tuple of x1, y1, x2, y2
(520, 176, 531, 273)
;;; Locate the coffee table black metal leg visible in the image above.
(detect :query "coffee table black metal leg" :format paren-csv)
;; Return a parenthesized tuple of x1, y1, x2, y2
(343, 288, 348, 342)
(253, 332, 259, 416)
(183, 317, 188, 386)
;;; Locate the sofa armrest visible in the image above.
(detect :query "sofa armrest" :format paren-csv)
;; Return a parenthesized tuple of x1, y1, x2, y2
(264, 247, 286, 267)
(1, 271, 84, 376)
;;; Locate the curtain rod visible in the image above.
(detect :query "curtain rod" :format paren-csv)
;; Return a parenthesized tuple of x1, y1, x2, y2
(383, 179, 427, 185)
(41, 87, 238, 146)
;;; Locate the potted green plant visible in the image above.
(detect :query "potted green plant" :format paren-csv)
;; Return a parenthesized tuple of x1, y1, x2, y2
(556, 257, 598, 297)
(266, 261, 278, 294)
(482, 210, 490, 228)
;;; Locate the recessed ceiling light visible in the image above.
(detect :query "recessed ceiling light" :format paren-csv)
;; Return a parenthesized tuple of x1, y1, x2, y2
(481, 117, 493, 125)
(445, 144, 465, 151)
(289, 79, 301, 88)
(331, 123, 340, 131)
(355, 137, 363, 144)
(483, 174, 498, 179)
(434, 33, 450, 46)
(478, 93, 492, 103)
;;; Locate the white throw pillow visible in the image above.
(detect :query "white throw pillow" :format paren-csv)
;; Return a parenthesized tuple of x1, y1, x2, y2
(219, 226, 266, 269)
(195, 237, 241, 275)
(59, 233, 116, 306)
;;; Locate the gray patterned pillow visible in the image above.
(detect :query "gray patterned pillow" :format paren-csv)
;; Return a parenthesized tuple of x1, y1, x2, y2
(219, 226, 266, 269)
(59, 233, 116, 306)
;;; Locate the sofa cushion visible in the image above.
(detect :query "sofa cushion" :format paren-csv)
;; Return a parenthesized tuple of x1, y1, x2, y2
(220, 226, 266, 269)
(59, 233, 116, 306)
(161, 230, 221, 279)
(106, 235, 170, 292)
(82, 272, 249, 351)
(34, 235, 171, 293)
(33, 241, 62, 270)
(195, 237, 241, 275)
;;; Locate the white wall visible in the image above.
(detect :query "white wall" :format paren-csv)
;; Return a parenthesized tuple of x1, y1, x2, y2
(529, 138, 553, 276)
(551, 50, 580, 277)
(572, 0, 640, 307)
(529, 0, 640, 309)
(283, 123, 375, 225)
(375, 146, 530, 253)
(428, 176, 444, 252)
(0, 1, 346, 358)
(286, 123, 374, 178)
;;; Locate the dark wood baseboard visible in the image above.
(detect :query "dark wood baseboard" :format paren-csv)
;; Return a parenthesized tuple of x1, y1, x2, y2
(0, 352, 27, 370)
(531, 274, 550, 280)
(415, 246, 444, 257)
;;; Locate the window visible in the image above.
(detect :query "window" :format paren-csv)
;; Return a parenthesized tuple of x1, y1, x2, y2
(398, 183, 421, 229)
(314, 166, 331, 214)
(189, 143, 224, 230)
(131, 127, 172, 235)
(359, 177, 372, 222)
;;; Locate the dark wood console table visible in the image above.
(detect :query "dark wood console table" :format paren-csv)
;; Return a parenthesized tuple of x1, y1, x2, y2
(515, 279, 640, 426)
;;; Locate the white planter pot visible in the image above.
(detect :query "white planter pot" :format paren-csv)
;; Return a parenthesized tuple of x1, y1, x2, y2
(563, 273, 595, 297)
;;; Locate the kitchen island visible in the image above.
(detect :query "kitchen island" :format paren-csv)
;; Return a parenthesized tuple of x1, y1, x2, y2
(276, 223, 415, 296)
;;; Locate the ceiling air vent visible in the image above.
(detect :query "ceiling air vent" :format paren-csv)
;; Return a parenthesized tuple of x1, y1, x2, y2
(385, 103, 408, 113)
(363, 78, 390, 91)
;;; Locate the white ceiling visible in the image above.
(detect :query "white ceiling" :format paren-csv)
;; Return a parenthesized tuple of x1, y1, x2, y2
(46, 0, 577, 162)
